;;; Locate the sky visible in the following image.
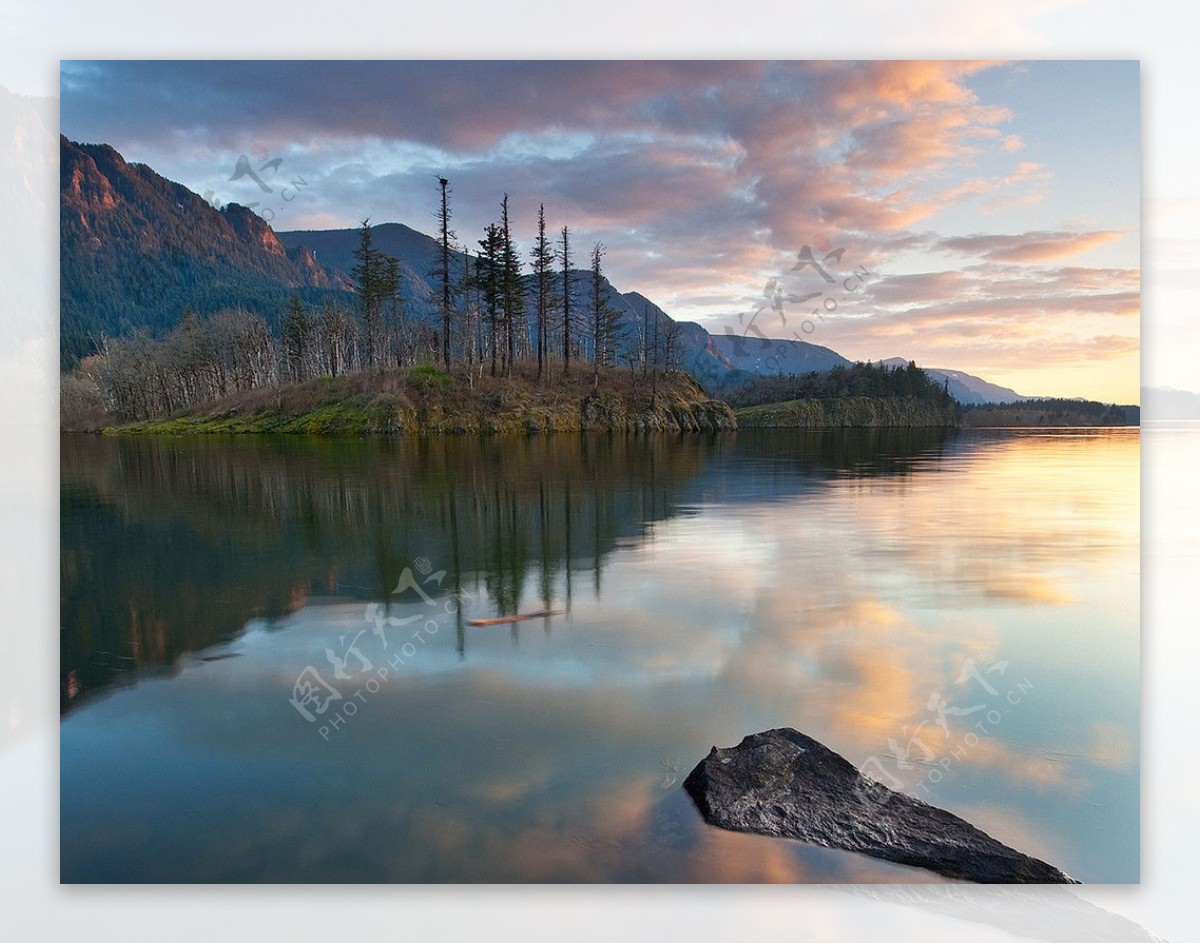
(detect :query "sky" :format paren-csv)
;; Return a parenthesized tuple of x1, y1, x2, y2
(4, 6, 1200, 940)
(59, 60, 1140, 402)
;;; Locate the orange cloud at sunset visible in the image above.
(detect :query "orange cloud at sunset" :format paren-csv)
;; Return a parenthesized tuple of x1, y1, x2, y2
(61, 60, 1139, 402)
(938, 230, 1124, 263)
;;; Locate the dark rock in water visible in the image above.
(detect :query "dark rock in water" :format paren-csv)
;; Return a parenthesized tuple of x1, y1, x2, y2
(683, 728, 1077, 884)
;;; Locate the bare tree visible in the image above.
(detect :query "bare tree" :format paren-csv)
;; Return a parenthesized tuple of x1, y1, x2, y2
(437, 176, 454, 368)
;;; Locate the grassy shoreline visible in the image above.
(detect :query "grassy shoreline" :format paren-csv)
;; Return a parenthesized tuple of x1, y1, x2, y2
(70, 363, 1137, 436)
(97, 364, 739, 436)
(734, 396, 961, 429)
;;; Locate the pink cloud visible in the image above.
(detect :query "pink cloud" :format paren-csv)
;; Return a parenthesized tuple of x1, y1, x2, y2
(937, 230, 1124, 263)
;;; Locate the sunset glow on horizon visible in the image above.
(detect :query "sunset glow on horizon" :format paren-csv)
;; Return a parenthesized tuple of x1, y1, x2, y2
(60, 60, 1140, 403)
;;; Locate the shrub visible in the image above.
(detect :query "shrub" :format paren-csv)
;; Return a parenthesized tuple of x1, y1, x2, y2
(408, 363, 453, 391)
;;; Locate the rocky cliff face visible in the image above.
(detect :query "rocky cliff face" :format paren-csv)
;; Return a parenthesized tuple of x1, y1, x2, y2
(60, 136, 347, 366)
(581, 391, 737, 433)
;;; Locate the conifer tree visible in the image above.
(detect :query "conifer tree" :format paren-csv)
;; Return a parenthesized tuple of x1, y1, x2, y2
(351, 218, 387, 368)
(281, 294, 313, 382)
(530, 203, 555, 382)
(559, 225, 573, 375)
(589, 242, 622, 387)
(478, 223, 503, 377)
(499, 195, 523, 374)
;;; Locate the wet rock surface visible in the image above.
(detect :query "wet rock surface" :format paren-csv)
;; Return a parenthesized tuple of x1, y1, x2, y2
(683, 728, 1077, 883)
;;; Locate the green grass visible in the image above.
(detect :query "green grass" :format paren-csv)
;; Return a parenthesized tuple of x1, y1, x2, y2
(103, 364, 738, 436)
(735, 396, 959, 428)
(408, 363, 453, 391)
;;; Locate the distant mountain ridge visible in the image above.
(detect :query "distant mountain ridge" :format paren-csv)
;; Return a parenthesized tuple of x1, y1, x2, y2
(56, 135, 897, 388)
(712, 334, 851, 376)
(60, 136, 349, 365)
(1142, 387, 1200, 419)
(271, 228, 857, 387)
(61, 135, 1092, 405)
(880, 357, 1029, 405)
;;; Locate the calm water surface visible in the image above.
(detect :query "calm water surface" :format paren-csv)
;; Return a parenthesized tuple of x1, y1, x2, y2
(59, 428, 1139, 882)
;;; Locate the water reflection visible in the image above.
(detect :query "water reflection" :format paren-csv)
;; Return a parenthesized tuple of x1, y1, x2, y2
(60, 429, 955, 711)
(59, 428, 1138, 884)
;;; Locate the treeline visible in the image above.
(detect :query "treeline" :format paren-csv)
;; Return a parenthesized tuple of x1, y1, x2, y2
(282, 191, 689, 385)
(736, 396, 961, 429)
(726, 361, 959, 410)
(61, 276, 341, 372)
(73, 304, 411, 423)
(962, 398, 1138, 427)
(65, 182, 691, 426)
(408, 188, 656, 382)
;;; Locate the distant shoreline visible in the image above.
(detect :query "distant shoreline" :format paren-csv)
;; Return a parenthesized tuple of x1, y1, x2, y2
(63, 362, 1140, 436)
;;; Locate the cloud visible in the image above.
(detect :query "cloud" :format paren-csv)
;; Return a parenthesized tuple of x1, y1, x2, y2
(60, 61, 1034, 280)
(778, 259, 1140, 384)
(1079, 721, 1136, 772)
(58, 60, 1140, 400)
(936, 230, 1124, 263)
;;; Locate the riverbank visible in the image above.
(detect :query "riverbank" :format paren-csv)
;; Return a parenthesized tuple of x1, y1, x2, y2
(97, 364, 738, 435)
(735, 396, 961, 428)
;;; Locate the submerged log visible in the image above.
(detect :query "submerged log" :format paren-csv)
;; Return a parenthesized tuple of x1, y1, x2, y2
(683, 727, 1077, 884)
(467, 609, 562, 627)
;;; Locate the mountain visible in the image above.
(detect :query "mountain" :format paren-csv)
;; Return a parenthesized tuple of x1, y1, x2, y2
(880, 357, 1029, 405)
(550, 287, 847, 389)
(276, 222, 445, 321)
(614, 290, 731, 382)
(60, 136, 349, 366)
(62, 136, 1066, 405)
(710, 334, 851, 376)
(278, 222, 444, 284)
(1142, 387, 1200, 420)
(54, 136, 997, 396)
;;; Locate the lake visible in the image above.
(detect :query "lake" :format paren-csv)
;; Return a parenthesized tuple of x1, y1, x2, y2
(59, 427, 1139, 883)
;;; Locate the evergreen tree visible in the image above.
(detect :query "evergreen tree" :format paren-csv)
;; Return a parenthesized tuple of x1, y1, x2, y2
(559, 225, 573, 375)
(457, 251, 478, 368)
(530, 203, 555, 383)
(589, 242, 622, 387)
(382, 255, 404, 367)
(351, 219, 387, 368)
(499, 195, 523, 374)
(281, 294, 313, 382)
(478, 223, 503, 377)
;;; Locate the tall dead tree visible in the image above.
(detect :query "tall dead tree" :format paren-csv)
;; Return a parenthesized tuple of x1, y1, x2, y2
(437, 176, 453, 368)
